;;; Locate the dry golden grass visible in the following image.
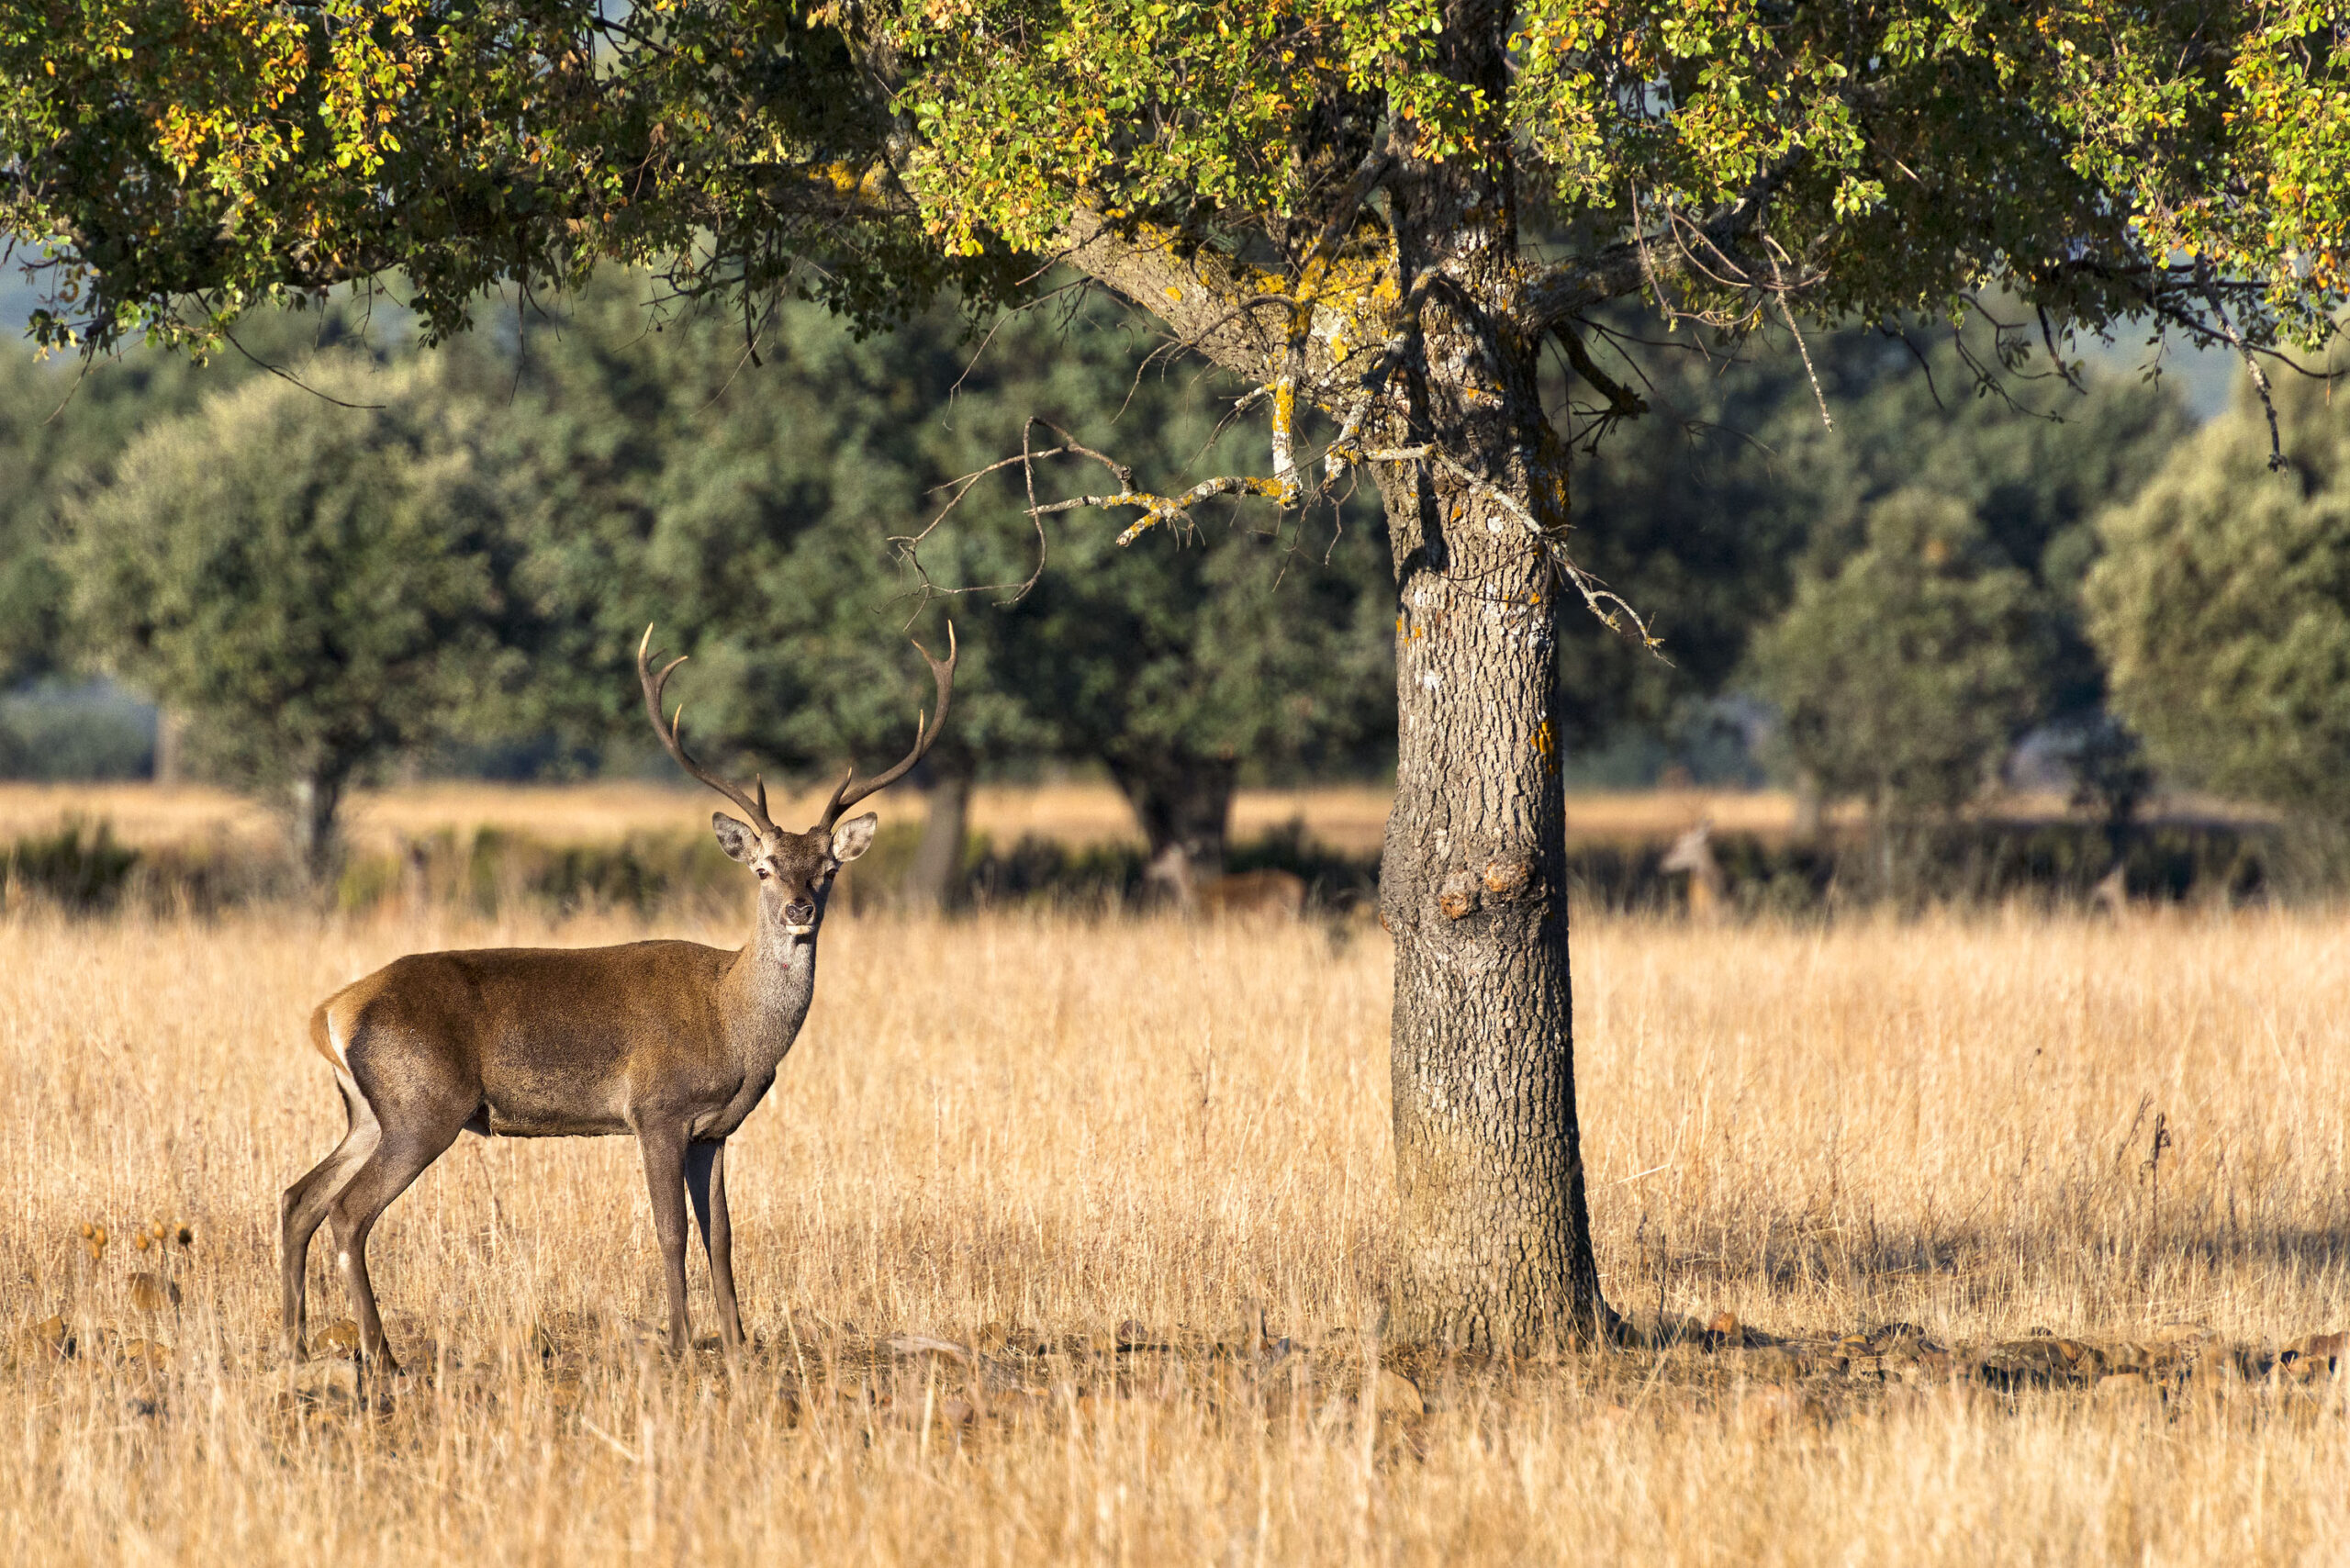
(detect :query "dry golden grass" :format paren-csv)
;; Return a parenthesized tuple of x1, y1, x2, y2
(3, 898, 2345, 1564)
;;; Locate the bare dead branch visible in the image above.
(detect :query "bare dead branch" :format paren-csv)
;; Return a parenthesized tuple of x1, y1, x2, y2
(1425, 454, 1665, 655)
(2035, 305, 2088, 397)
(1763, 240, 1832, 431)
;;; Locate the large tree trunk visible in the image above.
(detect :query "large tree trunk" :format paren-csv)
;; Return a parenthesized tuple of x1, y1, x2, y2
(1373, 462, 1610, 1350)
(903, 750, 974, 913)
(1371, 4, 1611, 1350)
(1060, 3, 1613, 1350)
(1105, 748, 1237, 906)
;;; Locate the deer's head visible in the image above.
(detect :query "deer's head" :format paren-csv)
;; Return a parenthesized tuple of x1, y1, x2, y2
(638, 623, 956, 943)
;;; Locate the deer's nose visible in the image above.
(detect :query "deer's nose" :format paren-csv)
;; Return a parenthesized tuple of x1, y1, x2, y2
(783, 899, 818, 926)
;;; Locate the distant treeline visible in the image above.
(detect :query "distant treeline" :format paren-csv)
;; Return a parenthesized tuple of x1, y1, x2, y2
(5, 274, 2348, 902)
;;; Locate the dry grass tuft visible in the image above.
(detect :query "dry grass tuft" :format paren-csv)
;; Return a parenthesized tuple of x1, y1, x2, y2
(0, 899, 2344, 1563)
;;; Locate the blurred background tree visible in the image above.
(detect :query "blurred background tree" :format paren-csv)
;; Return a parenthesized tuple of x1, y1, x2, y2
(1762, 332, 2188, 844)
(2087, 377, 2350, 829)
(0, 308, 402, 777)
(462, 277, 1391, 905)
(1747, 489, 2057, 883)
(1556, 323, 2188, 803)
(0, 283, 2266, 902)
(62, 354, 530, 882)
(0, 342, 227, 689)
(1773, 332, 2189, 734)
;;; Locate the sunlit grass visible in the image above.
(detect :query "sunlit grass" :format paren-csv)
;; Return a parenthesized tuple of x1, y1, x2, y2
(1, 896, 2344, 1563)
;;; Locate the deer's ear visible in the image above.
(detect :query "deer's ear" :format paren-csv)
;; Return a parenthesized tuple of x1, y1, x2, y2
(830, 812, 878, 863)
(712, 812, 758, 863)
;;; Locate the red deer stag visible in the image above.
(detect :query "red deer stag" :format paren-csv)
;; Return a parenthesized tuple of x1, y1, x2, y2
(279, 623, 954, 1368)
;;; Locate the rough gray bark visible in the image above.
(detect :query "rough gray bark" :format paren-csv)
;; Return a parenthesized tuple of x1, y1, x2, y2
(1369, 5, 1611, 1350)
(1106, 748, 1237, 903)
(903, 753, 974, 913)
(1374, 462, 1610, 1350)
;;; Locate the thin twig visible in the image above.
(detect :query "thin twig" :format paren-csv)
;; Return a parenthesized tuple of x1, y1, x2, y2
(2196, 259, 2287, 470)
(1766, 244, 1832, 431)
(219, 327, 386, 409)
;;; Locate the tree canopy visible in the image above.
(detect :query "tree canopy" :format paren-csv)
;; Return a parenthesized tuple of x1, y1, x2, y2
(8, 6, 2346, 415)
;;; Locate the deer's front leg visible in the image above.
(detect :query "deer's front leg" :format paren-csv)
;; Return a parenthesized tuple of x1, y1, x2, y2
(636, 1124, 692, 1355)
(684, 1139, 743, 1351)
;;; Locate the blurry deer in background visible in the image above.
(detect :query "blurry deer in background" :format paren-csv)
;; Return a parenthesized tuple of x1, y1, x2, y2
(1144, 842, 1307, 920)
(280, 622, 955, 1369)
(1192, 868, 1307, 920)
(1661, 821, 1727, 926)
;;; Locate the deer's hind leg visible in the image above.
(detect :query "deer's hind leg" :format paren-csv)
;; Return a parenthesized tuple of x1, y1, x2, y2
(280, 1072, 379, 1357)
(323, 1045, 476, 1371)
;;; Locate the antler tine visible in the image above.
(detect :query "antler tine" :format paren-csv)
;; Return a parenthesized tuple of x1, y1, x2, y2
(637, 623, 778, 835)
(816, 622, 958, 832)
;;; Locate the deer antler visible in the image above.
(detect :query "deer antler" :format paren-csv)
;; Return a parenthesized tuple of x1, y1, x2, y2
(638, 624, 778, 836)
(815, 622, 958, 833)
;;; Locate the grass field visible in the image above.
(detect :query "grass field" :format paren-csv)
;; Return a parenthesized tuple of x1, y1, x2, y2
(3, 888, 2344, 1564)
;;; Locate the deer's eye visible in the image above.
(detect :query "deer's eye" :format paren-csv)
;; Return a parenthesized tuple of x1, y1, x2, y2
(755, 867, 771, 880)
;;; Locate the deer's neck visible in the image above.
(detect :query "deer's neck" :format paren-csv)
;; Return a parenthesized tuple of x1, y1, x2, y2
(725, 921, 820, 1070)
